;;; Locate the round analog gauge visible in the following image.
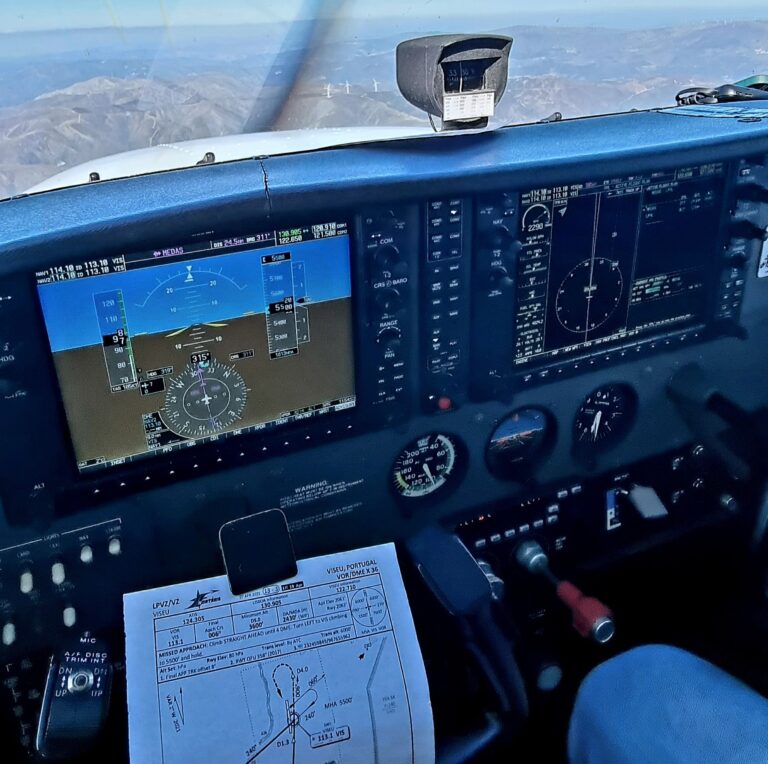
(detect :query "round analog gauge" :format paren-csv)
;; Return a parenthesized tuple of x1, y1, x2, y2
(574, 384, 636, 449)
(392, 434, 458, 499)
(163, 358, 248, 438)
(487, 407, 553, 477)
(522, 203, 552, 235)
(556, 257, 623, 334)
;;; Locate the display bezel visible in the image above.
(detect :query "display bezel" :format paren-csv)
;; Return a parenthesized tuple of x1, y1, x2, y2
(510, 162, 736, 378)
(3, 156, 744, 524)
(36, 220, 358, 475)
(22, 211, 378, 509)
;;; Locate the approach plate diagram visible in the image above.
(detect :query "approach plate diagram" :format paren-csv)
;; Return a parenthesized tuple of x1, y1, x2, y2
(124, 544, 434, 764)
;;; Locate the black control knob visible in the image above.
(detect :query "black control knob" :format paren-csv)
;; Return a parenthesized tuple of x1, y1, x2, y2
(374, 287, 402, 314)
(489, 266, 514, 289)
(731, 219, 768, 241)
(737, 183, 768, 204)
(376, 327, 402, 352)
(374, 243, 400, 270)
(725, 249, 749, 266)
(485, 223, 515, 251)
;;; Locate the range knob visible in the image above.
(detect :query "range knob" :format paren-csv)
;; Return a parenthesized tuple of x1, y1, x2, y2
(375, 287, 402, 314)
(374, 243, 400, 270)
(376, 327, 402, 353)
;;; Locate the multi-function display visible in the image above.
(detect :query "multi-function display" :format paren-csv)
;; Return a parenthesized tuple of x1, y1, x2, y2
(37, 223, 355, 472)
(514, 164, 726, 366)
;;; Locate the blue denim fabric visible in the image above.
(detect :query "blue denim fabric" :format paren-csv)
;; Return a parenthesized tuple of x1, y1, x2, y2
(568, 645, 768, 763)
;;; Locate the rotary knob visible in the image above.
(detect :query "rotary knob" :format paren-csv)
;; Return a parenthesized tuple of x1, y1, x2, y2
(374, 243, 400, 270)
(731, 219, 768, 241)
(375, 287, 402, 314)
(376, 327, 402, 353)
(737, 183, 768, 204)
(489, 266, 514, 289)
(485, 223, 515, 252)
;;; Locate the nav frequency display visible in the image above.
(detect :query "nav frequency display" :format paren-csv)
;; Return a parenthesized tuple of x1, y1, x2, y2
(37, 223, 355, 472)
(514, 164, 727, 366)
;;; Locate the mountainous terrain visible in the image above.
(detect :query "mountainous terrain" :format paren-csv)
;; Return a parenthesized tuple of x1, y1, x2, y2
(1, 19, 767, 199)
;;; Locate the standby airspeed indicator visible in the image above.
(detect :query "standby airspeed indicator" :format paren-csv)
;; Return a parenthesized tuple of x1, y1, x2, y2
(391, 434, 459, 499)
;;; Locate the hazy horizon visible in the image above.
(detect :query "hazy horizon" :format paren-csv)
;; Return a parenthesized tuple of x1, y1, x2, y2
(1, 11, 767, 199)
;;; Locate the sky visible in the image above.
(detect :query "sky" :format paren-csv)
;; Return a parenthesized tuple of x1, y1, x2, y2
(1, 0, 767, 33)
(38, 235, 352, 352)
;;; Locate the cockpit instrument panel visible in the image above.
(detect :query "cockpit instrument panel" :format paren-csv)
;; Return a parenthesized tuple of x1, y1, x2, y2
(514, 164, 726, 369)
(36, 222, 355, 472)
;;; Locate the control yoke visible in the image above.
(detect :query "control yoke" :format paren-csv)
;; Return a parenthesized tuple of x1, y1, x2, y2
(667, 363, 759, 481)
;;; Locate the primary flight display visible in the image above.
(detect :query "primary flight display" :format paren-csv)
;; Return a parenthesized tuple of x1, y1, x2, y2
(36, 222, 355, 472)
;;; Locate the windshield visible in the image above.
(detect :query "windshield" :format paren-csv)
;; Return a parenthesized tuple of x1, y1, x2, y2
(1, 1, 767, 200)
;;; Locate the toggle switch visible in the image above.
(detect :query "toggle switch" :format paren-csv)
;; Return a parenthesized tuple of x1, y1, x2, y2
(62, 607, 77, 628)
(51, 562, 66, 586)
(2, 622, 15, 647)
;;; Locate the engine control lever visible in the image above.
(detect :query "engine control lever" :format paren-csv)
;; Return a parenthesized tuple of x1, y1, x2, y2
(515, 540, 615, 644)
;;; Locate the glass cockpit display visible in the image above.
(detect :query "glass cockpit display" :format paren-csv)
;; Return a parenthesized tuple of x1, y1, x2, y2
(514, 163, 727, 366)
(36, 222, 355, 472)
